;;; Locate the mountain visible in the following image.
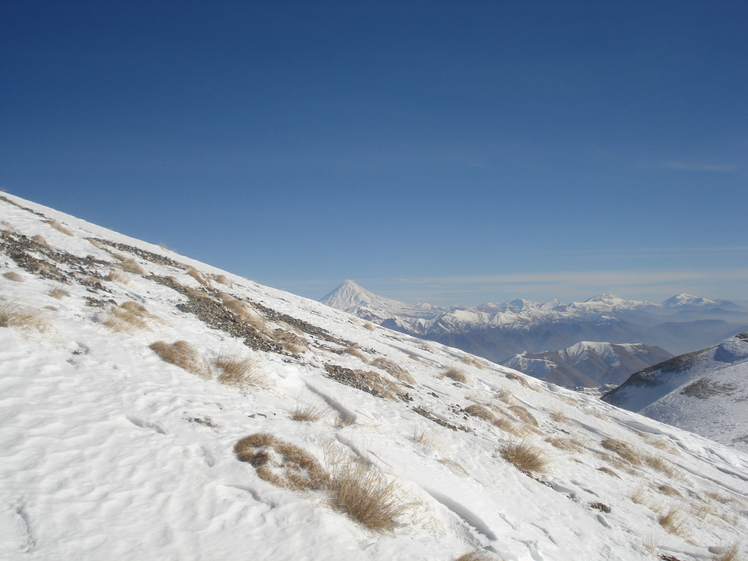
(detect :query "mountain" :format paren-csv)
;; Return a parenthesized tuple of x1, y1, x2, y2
(602, 333, 748, 452)
(503, 342, 673, 389)
(2, 193, 748, 560)
(321, 281, 748, 381)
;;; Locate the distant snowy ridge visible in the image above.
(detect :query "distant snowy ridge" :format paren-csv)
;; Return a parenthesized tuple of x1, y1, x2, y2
(2, 193, 748, 561)
(603, 333, 748, 452)
(321, 281, 748, 372)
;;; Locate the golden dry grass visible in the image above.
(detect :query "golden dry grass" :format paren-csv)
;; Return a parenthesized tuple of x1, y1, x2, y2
(714, 543, 741, 561)
(464, 404, 496, 423)
(44, 219, 74, 236)
(149, 340, 211, 378)
(438, 458, 468, 476)
(48, 287, 69, 299)
(3, 271, 24, 282)
(235, 433, 328, 491)
(657, 484, 682, 498)
(290, 402, 327, 422)
(106, 270, 131, 284)
(508, 404, 539, 427)
(460, 355, 486, 370)
(371, 357, 415, 384)
(212, 274, 232, 287)
(412, 426, 438, 449)
(545, 437, 584, 453)
(0, 300, 51, 333)
(644, 455, 682, 479)
(186, 266, 210, 287)
(214, 352, 262, 390)
(550, 410, 569, 424)
(327, 457, 412, 533)
(601, 438, 642, 466)
(492, 416, 527, 437)
(596, 466, 620, 478)
(455, 552, 496, 561)
(103, 301, 155, 333)
(658, 506, 687, 536)
(218, 293, 268, 332)
(31, 234, 50, 247)
(343, 345, 368, 362)
(505, 372, 530, 387)
(500, 441, 548, 474)
(119, 258, 146, 275)
(274, 329, 307, 354)
(443, 367, 469, 384)
(363, 322, 376, 331)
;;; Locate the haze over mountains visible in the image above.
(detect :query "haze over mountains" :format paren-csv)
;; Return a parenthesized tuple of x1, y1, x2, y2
(2, 193, 748, 560)
(322, 280, 748, 388)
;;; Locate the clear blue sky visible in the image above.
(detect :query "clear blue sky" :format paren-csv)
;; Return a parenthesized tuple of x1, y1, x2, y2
(2, 1, 746, 306)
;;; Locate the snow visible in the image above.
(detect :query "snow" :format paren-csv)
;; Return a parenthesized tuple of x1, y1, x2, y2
(2, 193, 748, 561)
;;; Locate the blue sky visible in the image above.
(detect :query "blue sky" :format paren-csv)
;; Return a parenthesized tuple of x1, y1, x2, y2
(2, 1, 746, 306)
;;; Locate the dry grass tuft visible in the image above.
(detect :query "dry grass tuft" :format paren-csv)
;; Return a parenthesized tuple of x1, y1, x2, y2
(104, 301, 154, 333)
(641, 433, 680, 456)
(460, 355, 486, 370)
(492, 416, 527, 437)
(119, 258, 146, 275)
(213, 274, 233, 287)
(218, 293, 268, 332)
(31, 234, 50, 247)
(412, 426, 438, 449)
(336, 410, 357, 427)
(235, 433, 328, 491)
(657, 484, 682, 498)
(343, 345, 368, 362)
(291, 402, 327, 422)
(714, 543, 741, 561)
(505, 372, 530, 387)
(327, 456, 412, 532)
(149, 340, 212, 378)
(106, 270, 131, 284)
(3, 271, 24, 282)
(443, 367, 469, 384)
(439, 458, 468, 476)
(186, 266, 210, 287)
(214, 352, 262, 390)
(464, 404, 497, 423)
(509, 404, 539, 427)
(601, 438, 642, 466)
(44, 219, 73, 236)
(644, 455, 681, 479)
(596, 466, 620, 478)
(658, 506, 687, 536)
(274, 329, 308, 354)
(550, 410, 569, 424)
(363, 322, 376, 331)
(546, 437, 584, 453)
(455, 552, 496, 561)
(500, 441, 548, 474)
(371, 357, 415, 384)
(48, 287, 69, 300)
(0, 300, 51, 333)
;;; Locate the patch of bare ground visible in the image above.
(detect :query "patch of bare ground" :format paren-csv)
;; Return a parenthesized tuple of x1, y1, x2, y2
(235, 433, 328, 491)
(324, 363, 403, 401)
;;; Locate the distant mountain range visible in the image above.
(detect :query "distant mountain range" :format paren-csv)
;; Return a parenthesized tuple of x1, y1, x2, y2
(502, 341, 672, 389)
(602, 333, 748, 453)
(321, 280, 748, 387)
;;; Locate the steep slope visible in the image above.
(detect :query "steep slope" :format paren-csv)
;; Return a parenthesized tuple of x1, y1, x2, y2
(602, 334, 748, 452)
(2, 193, 748, 561)
(504, 342, 673, 388)
(321, 282, 748, 366)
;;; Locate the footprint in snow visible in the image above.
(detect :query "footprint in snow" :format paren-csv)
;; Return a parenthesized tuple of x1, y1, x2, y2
(127, 416, 166, 434)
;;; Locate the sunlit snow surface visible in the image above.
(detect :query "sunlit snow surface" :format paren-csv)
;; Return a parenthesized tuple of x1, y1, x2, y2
(1, 193, 747, 561)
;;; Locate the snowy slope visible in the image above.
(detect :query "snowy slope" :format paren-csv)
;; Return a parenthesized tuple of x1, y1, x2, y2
(503, 342, 672, 389)
(602, 334, 748, 452)
(2, 193, 748, 561)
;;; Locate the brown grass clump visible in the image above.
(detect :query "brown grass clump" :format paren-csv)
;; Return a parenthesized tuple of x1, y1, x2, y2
(44, 219, 73, 236)
(106, 270, 131, 284)
(186, 266, 210, 287)
(328, 457, 412, 532)
(274, 329, 308, 354)
(104, 302, 151, 333)
(412, 426, 438, 449)
(505, 372, 530, 387)
(546, 437, 584, 453)
(439, 458, 468, 476)
(550, 410, 569, 424)
(492, 416, 527, 437)
(658, 506, 687, 536)
(508, 404, 539, 427)
(657, 485, 682, 498)
(644, 455, 681, 479)
(149, 340, 211, 378)
(235, 433, 328, 491)
(291, 402, 327, 422)
(596, 466, 620, 478)
(455, 552, 495, 561)
(214, 352, 262, 390)
(0, 300, 51, 333)
(460, 355, 486, 370)
(363, 322, 376, 331)
(218, 293, 268, 332)
(443, 367, 469, 384)
(464, 404, 497, 423)
(630, 486, 648, 506)
(49, 287, 69, 299)
(3, 271, 24, 282)
(343, 345, 368, 362)
(601, 438, 642, 466)
(500, 441, 548, 474)
(371, 357, 415, 384)
(213, 274, 232, 287)
(714, 543, 740, 561)
(31, 234, 50, 247)
(119, 258, 146, 275)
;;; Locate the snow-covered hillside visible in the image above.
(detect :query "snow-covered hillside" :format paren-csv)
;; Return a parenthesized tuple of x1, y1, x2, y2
(2, 193, 747, 561)
(603, 334, 748, 453)
(321, 281, 748, 364)
(503, 342, 672, 389)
